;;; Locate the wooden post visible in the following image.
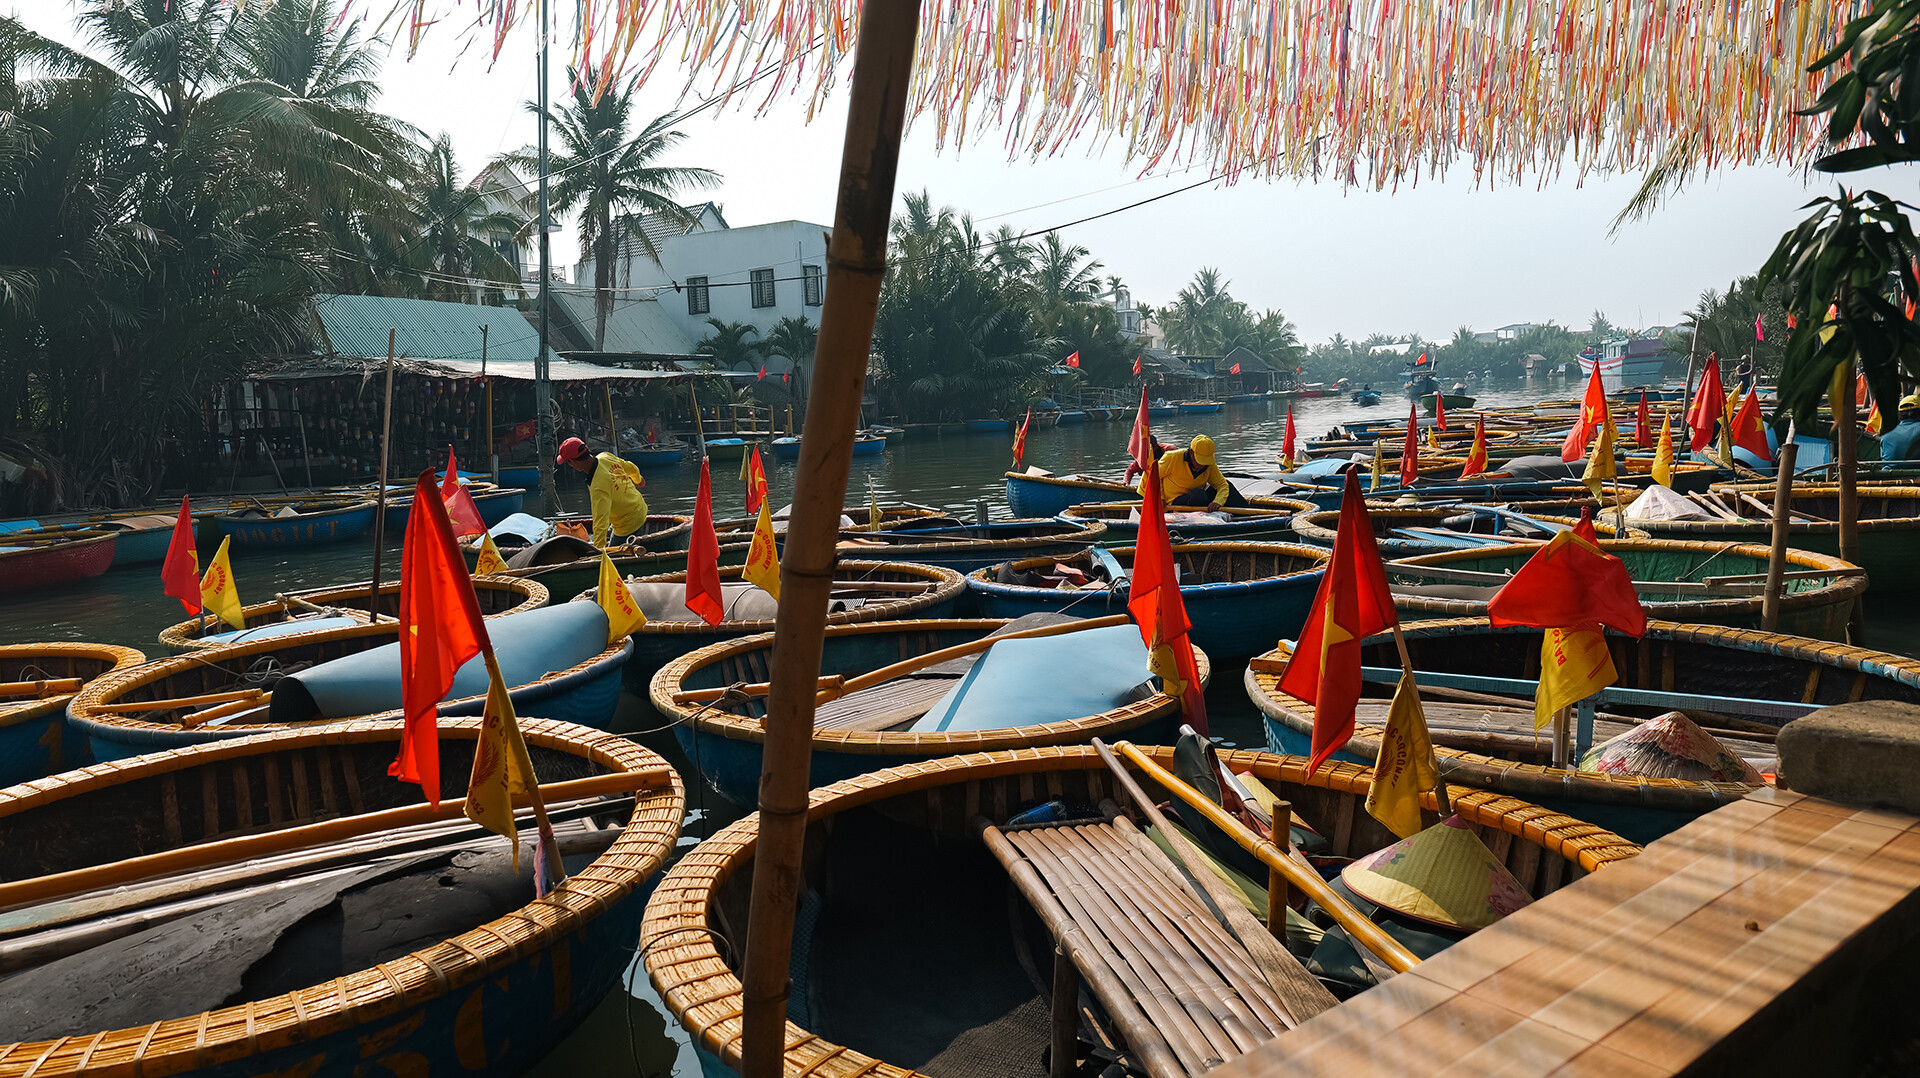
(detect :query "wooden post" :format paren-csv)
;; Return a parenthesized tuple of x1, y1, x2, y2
(482, 326, 496, 482)
(604, 383, 619, 453)
(1551, 705, 1572, 769)
(737, 0, 922, 1073)
(1761, 438, 1799, 632)
(293, 389, 315, 489)
(366, 329, 397, 619)
(1049, 944, 1079, 1078)
(689, 381, 706, 457)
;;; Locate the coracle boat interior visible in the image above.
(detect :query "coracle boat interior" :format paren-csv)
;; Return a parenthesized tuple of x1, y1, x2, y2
(642, 744, 1639, 1078)
(0, 718, 683, 1078)
(156, 575, 549, 652)
(0, 642, 146, 785)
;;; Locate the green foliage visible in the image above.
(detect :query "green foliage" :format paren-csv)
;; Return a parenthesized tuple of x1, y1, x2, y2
(1662, 277, 1790, 376)
(1153, 269, 1304, 370)
(1800, 1, 1920, 173)
(695, 318, 762, 368)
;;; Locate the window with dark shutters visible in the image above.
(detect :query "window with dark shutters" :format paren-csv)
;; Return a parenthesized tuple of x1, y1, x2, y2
(751, 268, 776, 308)
(803, 264, 823, 306)
(686, 275, 710, 314)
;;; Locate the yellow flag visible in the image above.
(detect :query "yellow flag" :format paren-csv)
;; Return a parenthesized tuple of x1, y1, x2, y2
(596, 553, 646, 642)
(1534, 626, 1616, 730)
(738, 447, 753, 482)
(463, 665, 538, 871)
(1366, 669, 1440, 838)
(1425, 425, 1440, 452)
(198, 536, 245, 630)
(473, 532, 509, 576)
(1581, 416, 1617, 499)
(743, 500, 782, 599)
(1653, 413, 1674, 487)
(1369, 439, 1384, 493)
(868, 486, 884, 530)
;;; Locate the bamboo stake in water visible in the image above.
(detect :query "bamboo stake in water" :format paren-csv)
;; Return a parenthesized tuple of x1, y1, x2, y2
(366, 329, 397, 620)
(1762, 439, 1800, 632)
(737, 0, 922, 1071)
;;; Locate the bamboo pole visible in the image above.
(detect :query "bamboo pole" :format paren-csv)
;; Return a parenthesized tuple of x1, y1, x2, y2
(1837, 363, 1863, 642)
(366, 329, 398, 620)
(738, 1, 922, 1071)
(1761, 439, 1799, 632)
(605, 383, 619, 453)
(0, 679, 83, 699)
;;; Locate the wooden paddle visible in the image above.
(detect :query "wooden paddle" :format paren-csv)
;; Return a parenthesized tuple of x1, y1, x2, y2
(95, 688, 269, 715)
(0, 679, 83, 699)
(819, 614, 1133, 704)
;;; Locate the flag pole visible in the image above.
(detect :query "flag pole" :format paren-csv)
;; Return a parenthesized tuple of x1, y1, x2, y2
(737, 0, 921, 1073)
(366, 329, 397, 621)
(1386, 623, 1449, 817)
(1762, 434, 1800, 632)
(478, 647, 565, 885)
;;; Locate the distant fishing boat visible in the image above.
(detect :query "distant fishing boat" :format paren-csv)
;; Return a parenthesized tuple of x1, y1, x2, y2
(1147, 402, 1180, 417)
(964, 418, 1013, 433)
(0, 531, 117, 593)
(620, 439, 691, 466)
(1057, 498, 1314, 543)
(1386, 539, 1865, 642)
(850, 433, 888, 455)
(702, 437, 753, 460)
(770, 435, 803, 459)
(157, 575, 549, 653)
(69, 603, 633, 761)
(641, 744, 1638, 1076)
(1350, 389, 1382, 405)
(968, 541, 1328, 657)
(1421, 392, 1476, 413)
(1246, 617, 1920, 842)
(1177, 400, 1225, 414)
(0, 642, 145, 785)
(0, 719, 682, 1078)
(830, 518, 1109, 572)
(211, 498, 376, 548)
(1003, 470, 1138, 518)
(578, 559, 965, 691)
(650, 616, 1207, 805)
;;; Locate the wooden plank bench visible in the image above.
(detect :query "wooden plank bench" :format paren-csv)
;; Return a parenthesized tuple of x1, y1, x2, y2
(1206, 787, 1920, 1076)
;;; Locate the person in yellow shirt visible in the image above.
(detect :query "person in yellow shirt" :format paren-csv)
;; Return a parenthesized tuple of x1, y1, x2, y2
(1139, 434, 1246, 511)
(557, 437, 648, 547)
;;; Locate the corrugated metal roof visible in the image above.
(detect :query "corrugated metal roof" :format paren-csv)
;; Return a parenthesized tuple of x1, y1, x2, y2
(547, 292, 698, 356)
(313, 293, 561, 367)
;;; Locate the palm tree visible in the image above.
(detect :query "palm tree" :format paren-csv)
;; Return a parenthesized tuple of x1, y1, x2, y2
(511, 67, 719, 350)
(1159, 268, 1247, 354)
(696, 318, 762, 368)
(760, 316, 818, 362)
(401, 134, 528, 302)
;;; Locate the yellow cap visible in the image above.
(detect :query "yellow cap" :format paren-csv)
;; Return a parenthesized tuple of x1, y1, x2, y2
(1900, 394, 1920, 411)
(1190, 434, 1216, 465)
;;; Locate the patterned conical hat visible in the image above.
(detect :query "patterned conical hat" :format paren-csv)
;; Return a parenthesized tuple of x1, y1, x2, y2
(1340, 816, 1533, 931)
(1577, 711, 1764, 783)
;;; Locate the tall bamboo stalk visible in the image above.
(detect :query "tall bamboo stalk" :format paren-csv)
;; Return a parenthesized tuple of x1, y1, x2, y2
(1837, 365, 1862, 641)
(737, 2, 922, 1073)
(366, 329, 397, 620)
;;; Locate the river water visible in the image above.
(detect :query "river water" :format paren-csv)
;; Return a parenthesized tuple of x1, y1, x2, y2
(6, 382, 1917, 1075)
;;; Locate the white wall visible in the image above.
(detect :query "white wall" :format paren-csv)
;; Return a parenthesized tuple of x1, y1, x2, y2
(582, 218, 831, 354)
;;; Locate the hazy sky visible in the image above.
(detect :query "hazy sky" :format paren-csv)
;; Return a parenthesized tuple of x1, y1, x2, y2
(20, 3, 1920, 345)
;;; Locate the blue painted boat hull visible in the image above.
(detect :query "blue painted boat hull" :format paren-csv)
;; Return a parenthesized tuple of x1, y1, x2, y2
(1178, 403, 1224, 414)
(0, 710, 74, 787)
(217, 503, 376, 547)
(1060, 513, 1299, 544)
(1147, 406, 1180, 418)
(1003, 473, 1130, 518)
(1055, 410, 1087, 425)
(849, 437, 887, 456)
(498, 465, 541, 491)
(108, 525, 173, 567)
(473, 487, 525, 525)
(771, 438, 803, 459)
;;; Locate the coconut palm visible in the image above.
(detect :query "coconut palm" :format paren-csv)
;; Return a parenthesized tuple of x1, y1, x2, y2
(398, 134, 529, 302)
(511, 67, 719, 350)
(760, 316, 818, 362)
(1029, 233, 1104, 318)
(696, 318, 762, 369)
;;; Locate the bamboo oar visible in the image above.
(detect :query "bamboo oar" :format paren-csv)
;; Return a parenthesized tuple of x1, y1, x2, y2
(820, 614, 1131, 704)
(1110, 740, 1421, 974)
(0, 770, 668, 913)
(96, 688, 267, 714)
(672, 674, 843, 706)
(0, 679, 84, 699)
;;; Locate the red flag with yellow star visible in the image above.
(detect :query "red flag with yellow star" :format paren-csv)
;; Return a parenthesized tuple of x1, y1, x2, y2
(1727, 389, 1774, 462)
(1279, 469, 1398, 771)
(1399, 404, 1419, 488)
(1459, 417, 1489, 478)
(1130, 462, 1207, 733)
(1560, 360, 1609, 461)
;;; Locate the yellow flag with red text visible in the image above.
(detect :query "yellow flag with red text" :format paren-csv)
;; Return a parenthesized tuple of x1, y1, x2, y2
(596, 553, 646, 642)
(743, 501, 781, 599)
(463, 667, 538, 871)
(1535, 626, 1617, 730)
(199, 536, 245, 629)
(1580, 415, 1617, 498)
(473, 532, 509, 576)
(1653, 414, 1674, 487)
(1366, 669, 1440, 838)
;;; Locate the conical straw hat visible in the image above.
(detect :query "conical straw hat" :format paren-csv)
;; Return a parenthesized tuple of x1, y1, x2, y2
(1577, 711, 1764, 784)
(1340, 816, 1533, 931)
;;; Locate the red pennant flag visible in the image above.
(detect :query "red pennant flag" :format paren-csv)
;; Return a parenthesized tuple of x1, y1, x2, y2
(1460, 417, 1489, 478)
(1229, 362, 1242, 375)
(1634, 392, 1652, 449)
(1012, 406, 1033, 467)
(744, 446, 768, 515)
(1282, 406, 1298, 467)
(1065, 351, 1081, 368)
(1561, 359, 1608, 461)
(1399, 404, 1419, 488)
(757, 364, 766, 380)
(1127, 385, 1153, 475)
(1434, 393, 1448, 431)
(1755, 313, 1765, 341)
(1132, 355, 1143, 376)
(160, 493, 200, 614)
(440, 447, 486, 538)
(391, 469, 490, 804)
(1787, 313, 1798, 329)
(1279, 470, 1399, 771)
(1131, 464, 1208, 733)
(685, 458, 724, 626)
(1488, 509, 1647, 638)
(1687, 354, 1726, 453)
(1413, 351, 1430, 367)
(1728, 389, 1774, 462)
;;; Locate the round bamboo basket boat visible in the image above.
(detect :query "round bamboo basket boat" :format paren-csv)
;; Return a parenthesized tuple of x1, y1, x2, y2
(648, 618, 1209, 805)
(0, 643, 146, 786)
(0, 717, 683, 1078)
(967, 542, 1328, 658)
(1387, 540, 1865, 641)
(1003, 471, 1136, 518)
(157, 575, 548, 653)
(824, 518, 1110, 573)
(578, 559, 968, 691)
(1603, 485, 1920, 593)
(69, 622, 632, 763)
(711, 505, 953, 541)
(1057, 498, 1314, 542)
(640, 745, 1639, 1077)
(1245, 617, 1920, 843)
(1292, 503, 1570, 556)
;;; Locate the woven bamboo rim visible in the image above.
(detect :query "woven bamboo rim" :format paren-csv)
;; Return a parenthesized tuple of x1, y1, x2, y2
(0, 717, 683, 1078)
(712, 507, 945, 538)
(156, 575, 549, 652)
(1060, 498, 1317, 521)
(639, 743, 1640, 1078)
(0, 531, 117, 567)
(0, 643, 147, 731)
(1387, 540, 1866, 622)
(827, 518, 1110, 557)
(1630, 485, 1920, 536)
(1244, 616, 1920, 809)
(583, 559, 966, 636)
(212, 497, 375, 522)
(967, 541, 1329, 599)
(648, 617, 1209, 755)
(1002, 471, 1135, 496)
(70, 621, 632, 737)
(1291, 503, 1527, 547)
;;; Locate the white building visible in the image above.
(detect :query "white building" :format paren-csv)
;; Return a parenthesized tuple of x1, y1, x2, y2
(574, 203, 830, 356)
(468, 162, 538, 296)
(1107, 285, 1144, 337)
